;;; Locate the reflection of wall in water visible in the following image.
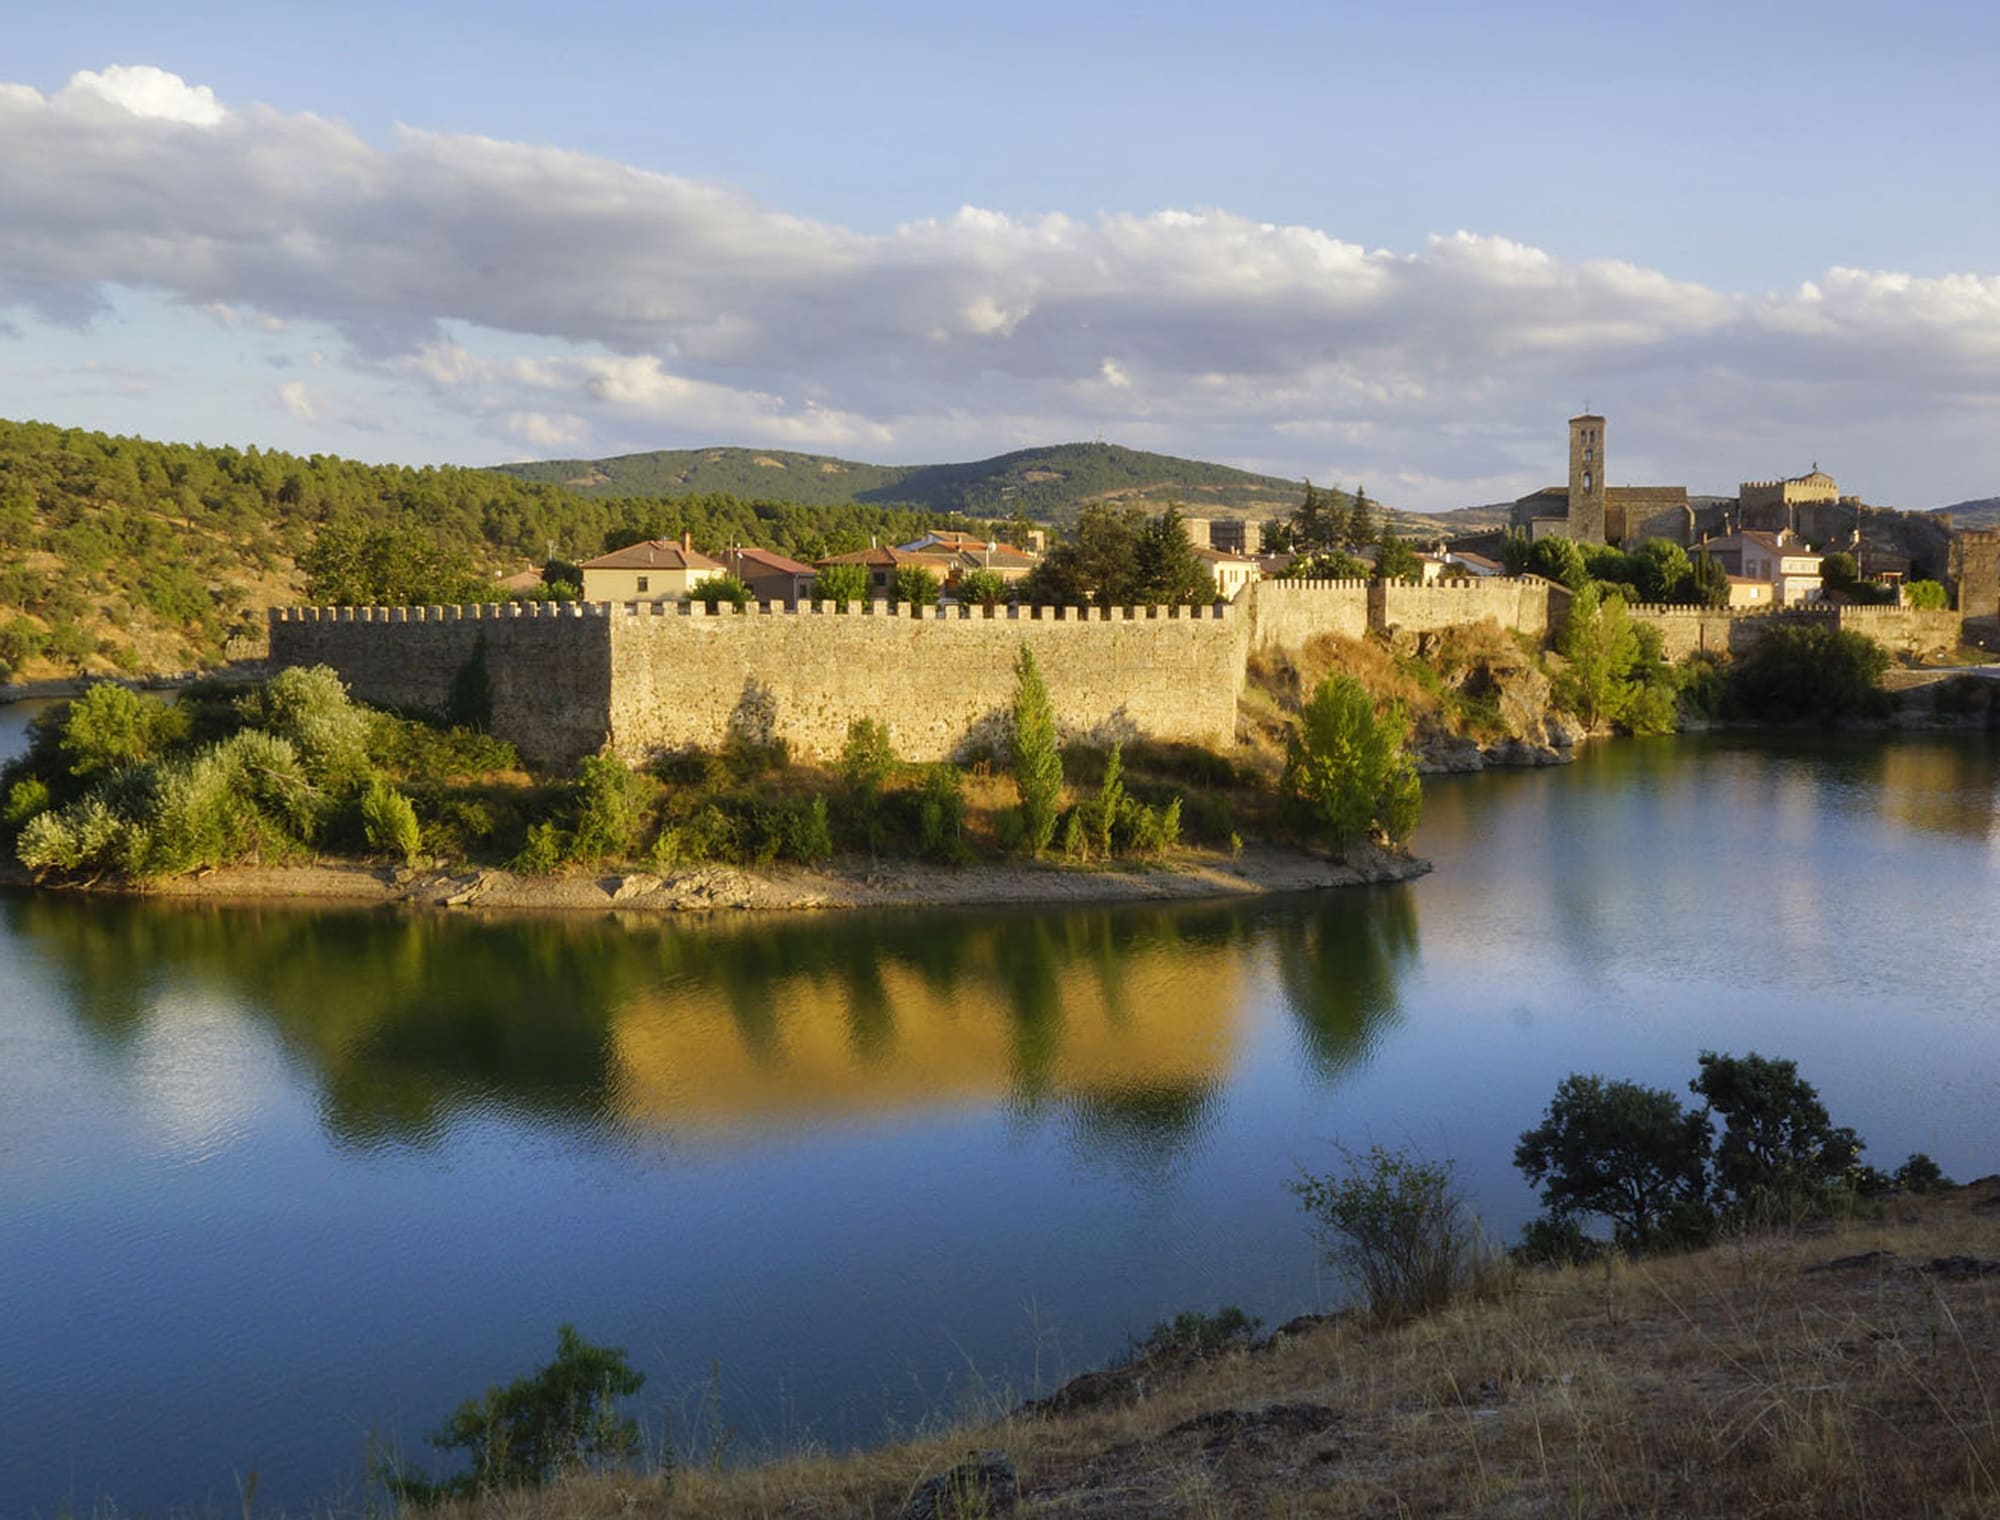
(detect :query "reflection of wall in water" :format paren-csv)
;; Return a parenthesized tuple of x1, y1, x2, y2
(608, 946, 1249, 1130)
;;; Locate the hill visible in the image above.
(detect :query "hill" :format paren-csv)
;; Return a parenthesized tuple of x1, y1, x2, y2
(0, 419, 985, 686)
(495, 441, 1313, 521)
(1938, 497, 2000, 531)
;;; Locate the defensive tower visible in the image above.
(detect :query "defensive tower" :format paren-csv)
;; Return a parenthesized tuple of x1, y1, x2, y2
(1567, 414, 1607, 545)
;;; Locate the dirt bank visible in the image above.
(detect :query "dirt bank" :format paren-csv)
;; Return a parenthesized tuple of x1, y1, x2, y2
(1, 842, 1429, 916)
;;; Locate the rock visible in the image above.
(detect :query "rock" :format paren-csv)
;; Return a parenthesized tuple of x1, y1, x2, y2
(1806, 1250, 1897, 1274)
(1918, 1256, 2000, 1280)
(899, 1451, 1017, 1520)
(1544, 715, 1581, 749)
(1021, 1364, 1146, 1418)
(1266, 1311, 1347, 1344)
(1163, 1402, 1341, 1454)
(611, 873, 662, 901)
(1416, 735, 1484, 774)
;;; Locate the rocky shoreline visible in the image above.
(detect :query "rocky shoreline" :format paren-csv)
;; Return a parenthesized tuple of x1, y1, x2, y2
(0, 841, 1431, 917)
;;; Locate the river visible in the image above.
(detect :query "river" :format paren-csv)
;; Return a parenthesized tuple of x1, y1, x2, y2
(2, 703, 1996, 1516)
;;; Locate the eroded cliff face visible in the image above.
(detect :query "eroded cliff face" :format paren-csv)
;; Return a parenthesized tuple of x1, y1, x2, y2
(1241, 621, 1580, 774)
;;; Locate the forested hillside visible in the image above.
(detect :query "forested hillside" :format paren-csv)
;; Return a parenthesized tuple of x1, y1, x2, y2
(1937, 498, 2000, 531)
(0, 420, 986, 684)
(496, 441, 1311, 520)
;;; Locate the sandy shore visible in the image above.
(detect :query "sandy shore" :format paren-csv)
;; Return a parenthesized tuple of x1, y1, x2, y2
(0, 843, 1429, 916)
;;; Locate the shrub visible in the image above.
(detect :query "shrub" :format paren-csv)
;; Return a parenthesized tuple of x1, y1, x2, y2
(1091, 742, 1124, 857)
(957, 568, 1008, 608)
(891, 565, 940, 610)
(1280, 675, 1421, 849)
(1514, 1074, 1713, 1250)
(368, 715, 519, 780)
(1010, 645, 1063, 856)
(781, 795, 834, 864)
(569, 755, 646, 864)
(1725, 624, 1889, 722)
(839, 718, 899, 792)
(916, 765, 967, 862)
(2, 776, 52, 832)
(1904, 579, 1948, 610)
(690, 574, 753, 609)
(1291, 1145, 1487, 1323)
(1128, 1306, 1261, 1363)
(361, 780, 423, 865)
(1691, 1050, 1864, 1221)
(386, 1324, 646, 1504)
(812, 562, 869, 610)
(1513, 1213, 1607, 1268)
(60, 684, 188, 778)
(236, 666, 373, 789)
(512, 820, 570, 875)
(1893, 1153, 1954, 1194)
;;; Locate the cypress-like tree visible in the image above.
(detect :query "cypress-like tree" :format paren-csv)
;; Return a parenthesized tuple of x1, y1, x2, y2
(1348, 486, 1375, 548)
(1010, 644, 1064, 856)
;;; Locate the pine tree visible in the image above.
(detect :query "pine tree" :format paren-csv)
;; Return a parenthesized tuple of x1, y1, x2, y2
(1010, 645, 1064, 856)
(1348, 486, 1375, 549)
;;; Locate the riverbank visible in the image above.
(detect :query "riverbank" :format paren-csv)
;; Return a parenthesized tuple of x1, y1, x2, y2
(441, 1181, 2000, 1519)
(0, 840, 1429, 915)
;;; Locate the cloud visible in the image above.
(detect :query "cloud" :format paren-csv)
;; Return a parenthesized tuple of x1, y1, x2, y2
(504, 411, 590, 449)
(276, 380, 322, 422)
(2, 65, 1999, 503)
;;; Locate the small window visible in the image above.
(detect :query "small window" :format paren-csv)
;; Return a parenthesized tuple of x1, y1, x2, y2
(1584, 472, 1593, 492)
(636, 576, 649, 594)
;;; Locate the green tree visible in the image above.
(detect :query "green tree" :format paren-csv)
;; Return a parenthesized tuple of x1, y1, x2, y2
(1904, 579, 1947, 610)
(1133, 508, 1214, 605)
(1554, 583, 1641, 730)
(1347, 486, 1375, 548)
(1819, 551, 1859, 594)
(1021, 503, 1145, 608)
(1690, 1051, 1865, 1218)
(1514, 1074, 1713, 1249)
(1291, 1145, 1484, 1323)
(689, 573, 753, 608)
(1280, 675, 1422, 849)
(1687, 550, 1731, 608)
(1499, 529, 1532, 577)
(235, 665, 373, 790)
(1631, 538, 1692, 602)
(59, 684, 189, 778)
(1724, 624, 1889, 722)
(1372, 533, 1423, 584)
(569, 754, 646, 864)
(812, 562, 870, 610)
(957, 568, 1008, 607)
(1528, 536, 1590, 590)
(1009, 644, 1063, 856)
(360, 779, 423, 865)
(387, 1325, 646, 1504)
(891, 564, 941, 609)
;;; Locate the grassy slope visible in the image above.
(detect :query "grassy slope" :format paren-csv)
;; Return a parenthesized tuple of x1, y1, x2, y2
(1939, 499, 2000, 531)
(444, 1182, 2000, 1519)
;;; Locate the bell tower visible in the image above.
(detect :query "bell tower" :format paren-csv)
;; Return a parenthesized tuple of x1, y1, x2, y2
(1567, 413, 1606, 545)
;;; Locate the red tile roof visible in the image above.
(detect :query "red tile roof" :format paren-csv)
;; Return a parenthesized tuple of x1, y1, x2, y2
(581, 539, 723, 572)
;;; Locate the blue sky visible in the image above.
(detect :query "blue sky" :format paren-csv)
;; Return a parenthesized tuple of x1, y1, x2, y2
(3, 1, 1998, 508)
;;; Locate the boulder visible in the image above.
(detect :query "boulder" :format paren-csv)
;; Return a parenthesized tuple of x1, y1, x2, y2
(899, 1451, 1017, 1520)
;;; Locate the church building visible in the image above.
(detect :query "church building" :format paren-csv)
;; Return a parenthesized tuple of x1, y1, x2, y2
(1511, 414, 1693, 548)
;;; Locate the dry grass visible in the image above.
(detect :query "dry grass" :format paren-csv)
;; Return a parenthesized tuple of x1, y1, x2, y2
(446, 1181, 2000, 1519)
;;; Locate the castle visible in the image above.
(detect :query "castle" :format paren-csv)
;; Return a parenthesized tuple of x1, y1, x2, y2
(1510, 414, 1694, 547)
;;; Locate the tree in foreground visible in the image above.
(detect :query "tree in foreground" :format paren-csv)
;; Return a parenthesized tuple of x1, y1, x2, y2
(811, 562, 870, 610)
(1010, 644, 1063, 856)
(1553, 582, 1640, 730)
(1291, 1145, 1486, 1322)
(689, 573, 753, 609)
(1514, 1073, 1712, 1250)
(1904, 579, 1948, 610)
(386, 1324, 647, 1504)
(1724, 623, 1889, 722)
(1280, 675, 1421, 850)
(891, 564, 941, 610)
(1691, 1050, 1864, 1220)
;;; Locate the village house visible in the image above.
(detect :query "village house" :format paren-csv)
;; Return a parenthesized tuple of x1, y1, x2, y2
(816, 544, 958, 596)
(1194, 545, 1261, 600)
(1700, 529, 1824, 605)
(579, 533, 724, 602)
(718, 546, 816, 607)
(1443, 549, 1505, 577)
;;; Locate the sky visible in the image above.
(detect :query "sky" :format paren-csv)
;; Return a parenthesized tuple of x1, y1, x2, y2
(3, 0, 1998, 511)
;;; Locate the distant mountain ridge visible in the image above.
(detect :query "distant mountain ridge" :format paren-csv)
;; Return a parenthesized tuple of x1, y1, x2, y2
(1936, 497, 2000, 531)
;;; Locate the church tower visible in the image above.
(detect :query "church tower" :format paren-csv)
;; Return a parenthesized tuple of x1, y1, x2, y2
(1567, 414, 1607, 545)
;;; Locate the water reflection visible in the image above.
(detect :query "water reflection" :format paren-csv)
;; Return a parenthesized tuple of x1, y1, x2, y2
(7, 893, 1421, 1164)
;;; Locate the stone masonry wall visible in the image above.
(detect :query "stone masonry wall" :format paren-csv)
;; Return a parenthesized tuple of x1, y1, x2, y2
(1374, 577, 1567, 640)
(607, 600, 1243, 763)
(1949, 528, 2000, 624)
(1622, 604, 1962, 662)
(1245, 579, 1371, 651)
(268, 603, 613, 767)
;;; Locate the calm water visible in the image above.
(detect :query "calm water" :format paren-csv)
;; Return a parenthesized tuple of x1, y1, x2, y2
(2, 702, 1997, 1516)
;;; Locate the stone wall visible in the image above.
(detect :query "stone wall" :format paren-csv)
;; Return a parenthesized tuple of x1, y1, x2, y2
(606, 600, 1244, 763)
(1949, 528, 2000, 624)
(1245, 579, 1371, 651)
(268, 603, 613, 767)
(1374, 577, 1567, 640)
(1623, 603, 1962, 662)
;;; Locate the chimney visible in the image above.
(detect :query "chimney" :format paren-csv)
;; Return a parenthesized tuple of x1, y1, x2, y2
(682, 529, 693, 553)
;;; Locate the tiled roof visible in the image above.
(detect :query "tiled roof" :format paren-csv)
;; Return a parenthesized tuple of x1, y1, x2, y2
(728, 546, 816, 576)
(581, 539, 724, 572)
(817, 547, 956, 569)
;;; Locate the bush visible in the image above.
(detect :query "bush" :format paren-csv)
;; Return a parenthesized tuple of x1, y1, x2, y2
(1513, 1213, 1607, 1268)
(812, 562, 870, 610)
(511, 820, 569, 875)
(569, 754, 647, 864)
(891, 565, 940, 609)
(385, 1324, 646, 1504)
(1724, 624, 1890, 722)
(1904, 579, 1948, 610)
(361, 780, 423, 865)
(957, 568, 1008, 608)
(1691, 1050, 1864, 1222)
(60, 684, 189, 778)
(1290, 1145, 1487, 1323)
(368, 715, 519, 780)
(2, 776, 51, 832)
(1514, 1074, 1713, 1250)
(1010, 645, 1063, 856)
(1128, 1306, 1261, 1363)
(916, 765, 967, 863)
(690, 573, 753, 609)
(1280, 675, 1421, 849)
(236, 666, 374, 789)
